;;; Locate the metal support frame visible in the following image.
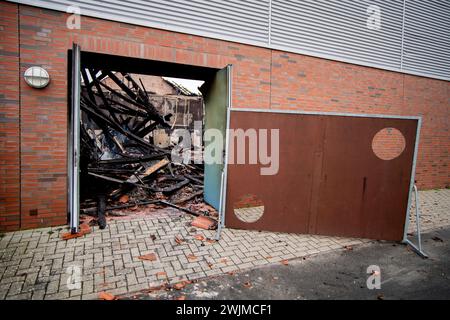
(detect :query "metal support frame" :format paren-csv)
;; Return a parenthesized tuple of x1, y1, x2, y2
(402, 184, 428, 258)
(215, 64, 232, 240)
(401, 117, 427, 258)
(230, 108, 421, 121)
(215, 171, 225, 240)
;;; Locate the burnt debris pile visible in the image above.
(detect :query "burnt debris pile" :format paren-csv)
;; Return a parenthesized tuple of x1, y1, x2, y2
(79, 70, 217, 229)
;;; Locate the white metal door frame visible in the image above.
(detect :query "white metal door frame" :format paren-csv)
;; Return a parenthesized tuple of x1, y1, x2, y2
(215, 64, 232, 240)
(69, 43, 81, 233)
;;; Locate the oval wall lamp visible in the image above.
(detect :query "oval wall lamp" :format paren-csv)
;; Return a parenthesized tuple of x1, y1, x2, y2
(24, 66, 50, 89)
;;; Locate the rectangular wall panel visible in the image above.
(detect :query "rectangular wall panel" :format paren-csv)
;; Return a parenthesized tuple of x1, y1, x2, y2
(225, 111, 418, 241)
(402, 0, 450, 78)
(271, 0, 404, 70)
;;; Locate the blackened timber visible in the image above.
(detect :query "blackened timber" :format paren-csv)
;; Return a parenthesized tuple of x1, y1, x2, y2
(100, 95, 150, 118)
(97, 194, 107, 229)
(103, 71, 169, 127)
(96, 153, 167, 165)
(139, 77, 153, 96)
(122, 72, 148, 104)
(107, 71, 142, 103)
(173, 190, 203, 204)
(88, 168, 137, 174)
(89, 69, 122, 125)
(96, 78, 147, 112)
(88, 172, 152, 189)
(80, 101, 156, 149)
(151, 177, 190, 194)
(136, 122, 159, 137)
(186, 174, 203, 185)
(83, 105, 125, 155)
(132, 118, 152, 135)
(98, 79, 169, 128)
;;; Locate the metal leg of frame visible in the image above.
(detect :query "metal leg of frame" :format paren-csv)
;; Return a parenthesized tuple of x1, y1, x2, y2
(214, 172, 225, 241)
(403, 184, 428, 258)
(214, 64, 232, 241)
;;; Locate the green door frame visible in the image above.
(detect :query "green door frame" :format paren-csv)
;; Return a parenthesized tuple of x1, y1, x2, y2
(202, 64, 232, 239)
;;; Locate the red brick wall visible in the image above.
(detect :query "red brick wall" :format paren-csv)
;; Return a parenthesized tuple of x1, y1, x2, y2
(234, 194, 264, 209)
(270, 52, 450, 189)
(371, 128, 406, 161)
(0, 2, 449, 231)
(0, 3, 20, 231)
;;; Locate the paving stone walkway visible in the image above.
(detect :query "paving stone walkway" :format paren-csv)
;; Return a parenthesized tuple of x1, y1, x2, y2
(0, 189, 449, 300)
(408, 189, 450, 233)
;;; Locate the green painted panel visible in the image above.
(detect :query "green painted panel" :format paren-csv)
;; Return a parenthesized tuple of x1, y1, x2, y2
(203, 67, 228, 210)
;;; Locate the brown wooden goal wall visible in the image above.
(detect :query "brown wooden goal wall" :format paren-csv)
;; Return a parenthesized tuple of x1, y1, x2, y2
(225, 111, 419, 241)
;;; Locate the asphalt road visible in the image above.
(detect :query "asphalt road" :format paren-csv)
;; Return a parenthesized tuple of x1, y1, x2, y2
(131, 227, 450, 300)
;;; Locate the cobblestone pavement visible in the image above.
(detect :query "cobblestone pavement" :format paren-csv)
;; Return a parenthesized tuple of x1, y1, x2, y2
(0, 189, 449, 300)
(233, 206, 264, 223)
(409, 189, 450, 233)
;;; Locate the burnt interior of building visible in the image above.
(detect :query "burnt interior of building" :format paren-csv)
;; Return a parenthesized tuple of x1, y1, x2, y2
(74, 51, 221, 230)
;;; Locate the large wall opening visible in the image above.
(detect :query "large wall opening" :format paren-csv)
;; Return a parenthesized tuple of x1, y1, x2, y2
(68, 49, 230, 231)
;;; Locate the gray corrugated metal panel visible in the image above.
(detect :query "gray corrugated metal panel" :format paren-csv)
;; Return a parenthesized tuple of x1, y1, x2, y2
(402, 0, 450, 79)
(271, 0, 404, 70)
(9, 0, 450, 81)
(15, 0, 270, 44)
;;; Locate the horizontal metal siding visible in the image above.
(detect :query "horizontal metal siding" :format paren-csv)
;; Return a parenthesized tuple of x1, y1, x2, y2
(271, 0, 404, 70)
(9, 0, 450, 81)
(15, 0, 270, 45)
(402, 0, 450, 79)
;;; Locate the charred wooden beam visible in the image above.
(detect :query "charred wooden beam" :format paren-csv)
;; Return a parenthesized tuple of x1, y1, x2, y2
(136, 121, 159, 138)
(173, 190, 203, 204)
(89, 69, 123, 126)
(96, 77, 148, 113)
(96, 153, 168, 165)
(121, 72, 148, 104)
(81, 100, 155, 149)
(185, 174, 203, 185)
(106, 71, 142, 103)
(88, 172, 152, 190)
(151, 177, 190, 194)
(97, 194, 107, 229)
(103, 71, 169, 127)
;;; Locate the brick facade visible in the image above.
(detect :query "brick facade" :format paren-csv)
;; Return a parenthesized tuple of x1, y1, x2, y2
(0, 2, 20, 231)
(0, 2, 449, 231)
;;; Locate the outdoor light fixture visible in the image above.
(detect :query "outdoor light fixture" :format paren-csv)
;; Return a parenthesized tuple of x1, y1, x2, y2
(24, 66, 50, 88)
